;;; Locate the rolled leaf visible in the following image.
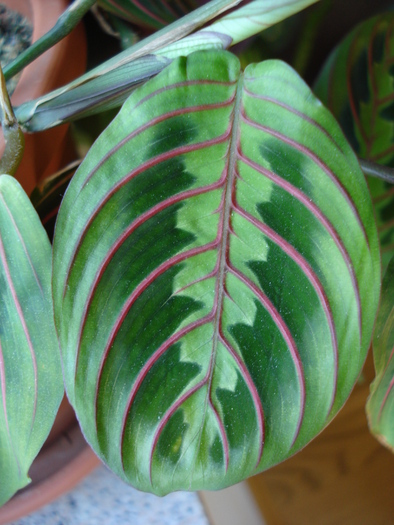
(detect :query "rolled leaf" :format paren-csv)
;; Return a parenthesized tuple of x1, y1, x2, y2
(53, 51, 380, 495)
(314, 13, 394, 270)
(367, 256, 394, 451)
(0, 175, 63, 506)
(15, 0, 319, 131)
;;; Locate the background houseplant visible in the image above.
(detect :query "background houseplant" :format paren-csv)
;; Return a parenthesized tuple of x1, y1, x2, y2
(0, 0, 393, 521)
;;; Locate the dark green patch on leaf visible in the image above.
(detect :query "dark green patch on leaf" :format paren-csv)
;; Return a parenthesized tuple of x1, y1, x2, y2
(350, 49, 371, 112)
(372, 30, 385, 63)
(339, 104, 360, 153)
(379, 101, 394, 122)
(216, 371, 258, 451)
(147, 116, 198, 158)
(156, 410, 188, 465)
(210, 434, 225, 466)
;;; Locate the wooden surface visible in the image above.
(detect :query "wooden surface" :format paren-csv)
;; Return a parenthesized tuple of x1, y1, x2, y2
(248, 353, 394, 525)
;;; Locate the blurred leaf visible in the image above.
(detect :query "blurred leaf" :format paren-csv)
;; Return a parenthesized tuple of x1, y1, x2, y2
(314, 13, 394, 270)
(0, 175, 63, 505)
(30, 161, 80, 242)
(53, 51, 380, 495)
(98, 0, 197, 30)
(367, 256, 394, 452)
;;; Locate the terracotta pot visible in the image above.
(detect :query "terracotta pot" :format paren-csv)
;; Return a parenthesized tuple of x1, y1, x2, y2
(0, 3, 100, 523)
(0, 0, 86, 195)
(0, 423, 100, 525)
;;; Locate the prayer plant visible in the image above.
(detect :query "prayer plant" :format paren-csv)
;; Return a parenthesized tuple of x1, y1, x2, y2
(0, 0, 393, 506)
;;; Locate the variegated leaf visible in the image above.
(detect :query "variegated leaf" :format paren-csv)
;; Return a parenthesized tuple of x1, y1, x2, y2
(0, 175, 63, 506)
(53, 51, 380, 495)
(314, 13, 394, 270)
(367, 256, 394, 452)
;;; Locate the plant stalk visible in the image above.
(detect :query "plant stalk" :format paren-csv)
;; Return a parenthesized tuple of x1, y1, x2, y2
(0, 66, 24, 176)
(359, 159, 394, 185)
(3, 0, 96, 82)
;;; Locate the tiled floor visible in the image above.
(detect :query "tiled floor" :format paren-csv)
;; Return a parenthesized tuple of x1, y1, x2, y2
(12, 466, 210, 525)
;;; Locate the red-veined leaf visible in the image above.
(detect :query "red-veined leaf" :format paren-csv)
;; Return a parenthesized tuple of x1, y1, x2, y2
(53, 50, 380, 495)
(0, 175, 63, 506)
(314, 13, 394, 270)
(98, 0, 197, 30)
(367, 256, 394, 452)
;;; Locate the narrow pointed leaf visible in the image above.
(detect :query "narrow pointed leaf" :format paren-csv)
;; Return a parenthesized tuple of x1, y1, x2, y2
(200, 0, 319, 46)
(367, 256, 394, 452)
(53, 51, 380, 495)
(0, 175, 63, 506)
(314, 13, 394, 270)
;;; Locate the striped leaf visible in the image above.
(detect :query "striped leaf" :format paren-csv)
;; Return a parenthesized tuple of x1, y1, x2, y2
(0, 176, 63, 506)
(98, 0, 197, 30)
(367, 256, 394, 452)
(53, 51, 380, 495)
(314, 13, 394, 271)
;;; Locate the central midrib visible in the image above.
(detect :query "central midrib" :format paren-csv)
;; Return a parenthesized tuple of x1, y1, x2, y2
(189, 73, 245, 483)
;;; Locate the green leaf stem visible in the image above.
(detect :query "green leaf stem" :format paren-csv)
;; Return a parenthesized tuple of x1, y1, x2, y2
(53, 51, 380, 495)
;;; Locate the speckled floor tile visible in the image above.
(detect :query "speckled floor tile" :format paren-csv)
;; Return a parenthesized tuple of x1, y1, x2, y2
(12, 466, 210, 525)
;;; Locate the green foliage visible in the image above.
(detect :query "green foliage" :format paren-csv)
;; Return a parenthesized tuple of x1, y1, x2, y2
(98, 0, 197, 30)
(314, 13, 394, 270)
(52, 50, 380, 494)
(0, 176, 63, 505)
(367, 256, 394, 452)
(1, 0, 392, 507)
(14, 0, 320, 131)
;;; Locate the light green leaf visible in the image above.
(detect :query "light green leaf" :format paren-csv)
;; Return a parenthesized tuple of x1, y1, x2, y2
(0, 175, 63, 506)
(367, 256, 394, 452)
(52, 51, 380, 495)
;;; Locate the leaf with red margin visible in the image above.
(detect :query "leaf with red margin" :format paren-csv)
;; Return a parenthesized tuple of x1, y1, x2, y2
(53, 50, 380, 495)
(0, 176, 63, 506)
(314, 13, 394, 271)
(367, 256, 394, 452)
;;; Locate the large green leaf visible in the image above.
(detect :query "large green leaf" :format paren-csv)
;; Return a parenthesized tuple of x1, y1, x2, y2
(367, 256, 394, 452)
(53, 51, 380, 495)
(314, 13, 394, 271)
(0, 176, 63, 506)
